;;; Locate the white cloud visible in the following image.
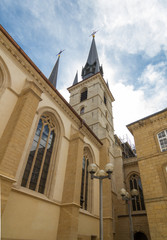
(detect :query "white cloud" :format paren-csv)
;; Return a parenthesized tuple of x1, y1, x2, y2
(1, 0, 167, 147)
(94, 0, 167, 57)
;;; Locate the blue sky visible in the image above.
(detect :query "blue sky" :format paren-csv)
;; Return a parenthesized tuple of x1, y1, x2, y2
(1, 0, 167, 145)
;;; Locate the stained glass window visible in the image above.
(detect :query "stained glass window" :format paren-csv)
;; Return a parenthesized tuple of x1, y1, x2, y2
(21, 115, 56, 194)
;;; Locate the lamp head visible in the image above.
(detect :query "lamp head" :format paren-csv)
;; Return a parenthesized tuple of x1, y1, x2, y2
(105, 163, 114, 174)
(97, 169, 106, 177)
(120, 188, 126, 197)
(88, 163, 98, 174)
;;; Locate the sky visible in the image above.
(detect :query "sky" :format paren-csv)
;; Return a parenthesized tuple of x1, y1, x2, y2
(1, 0, 167, 146)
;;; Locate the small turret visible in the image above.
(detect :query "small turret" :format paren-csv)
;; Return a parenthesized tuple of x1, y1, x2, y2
(49, 50, 64, 88)
(73, 71, 78, 85)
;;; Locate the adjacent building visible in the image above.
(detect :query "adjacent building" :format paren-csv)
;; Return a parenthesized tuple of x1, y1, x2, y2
(127, 109, 167, 240)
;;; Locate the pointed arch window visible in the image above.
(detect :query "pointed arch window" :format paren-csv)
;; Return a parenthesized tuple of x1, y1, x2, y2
(129, 174, 145, 211)
(21, 114, 56, 194)
(157, 130, 167, 152)
(80, 156, 89, 210)
(80, 147, 93, 211)
(80, 87, 88, 102)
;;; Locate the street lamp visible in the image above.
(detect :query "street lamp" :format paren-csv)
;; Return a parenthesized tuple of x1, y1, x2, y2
(120, 188, 139, 240)
(89, 162, 114, 240)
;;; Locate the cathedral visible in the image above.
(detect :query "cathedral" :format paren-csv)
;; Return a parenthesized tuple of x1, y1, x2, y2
(0, 24, 167, 240)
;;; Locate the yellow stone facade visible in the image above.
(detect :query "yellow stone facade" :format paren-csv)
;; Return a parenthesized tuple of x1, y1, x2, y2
(0, 25, 151, 240)
(127, 110, 167, 240)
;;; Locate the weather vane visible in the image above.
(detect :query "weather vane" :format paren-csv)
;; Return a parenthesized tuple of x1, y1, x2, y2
(89, 30, 99, 38)
(56, 49, 65, 57)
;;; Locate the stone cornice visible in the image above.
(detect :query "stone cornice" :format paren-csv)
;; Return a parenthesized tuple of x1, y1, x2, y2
(123, 157, 138, 166)
(0, 25, 102, 148)
(137, 150, 167, 162)
(68, 73, 115, 102)
(145, 196, 167, 203)
(127, 109, 167, 135)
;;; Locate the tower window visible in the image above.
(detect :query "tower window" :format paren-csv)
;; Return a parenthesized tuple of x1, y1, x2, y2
(80, 88, 88, 102)
(21, 114, 56, 194)
(80, 107, 85, 115)
(157, 130, 167, 152)
(104, 92, 107, 105)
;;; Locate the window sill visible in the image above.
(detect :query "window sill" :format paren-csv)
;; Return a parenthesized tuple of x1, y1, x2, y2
(11, 186, 61, 206)
(79, 208, 99, 219)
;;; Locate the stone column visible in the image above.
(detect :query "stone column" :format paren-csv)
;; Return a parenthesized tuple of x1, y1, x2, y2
(100, 138, 113, 240)
(57, 131, 84, 240)
(0, 81, 42, 213)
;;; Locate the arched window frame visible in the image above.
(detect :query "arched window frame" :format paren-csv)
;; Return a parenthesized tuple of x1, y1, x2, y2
(0, 56, 11, 98)
(80, 146, 94, 212)
(129, 173, 145, 211)
(80, 87, 88, 102)
(20, 112, 62, 197)
(157, 129, 167, 152)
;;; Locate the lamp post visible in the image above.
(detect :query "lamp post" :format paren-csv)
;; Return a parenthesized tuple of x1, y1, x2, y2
(120, 188, 138, 240)
(89, 163, 114, 240)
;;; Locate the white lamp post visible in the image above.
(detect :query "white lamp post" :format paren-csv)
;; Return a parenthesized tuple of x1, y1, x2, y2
(89, 162, 114, 240)
(120, 188, 139, 240)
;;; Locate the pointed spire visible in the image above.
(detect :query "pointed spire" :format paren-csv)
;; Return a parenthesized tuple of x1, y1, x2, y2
(82, 34, 103, 80)
(49, 56, 60, 88)
(48, 50, 64, 88)
(73, 71, 78, 85)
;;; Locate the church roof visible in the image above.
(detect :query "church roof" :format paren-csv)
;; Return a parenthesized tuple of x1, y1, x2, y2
(49, 56, 60, 88)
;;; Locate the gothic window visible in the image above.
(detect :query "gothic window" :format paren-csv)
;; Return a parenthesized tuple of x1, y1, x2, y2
(129, 174, 145, 211)
(80, 107, 85, 115)
(157, 130, 167, 152)
(80, 156, 89, 210)
(80, 87, 88, 102)
(21, 114, 56, 194)
(80, 147, 93, 211)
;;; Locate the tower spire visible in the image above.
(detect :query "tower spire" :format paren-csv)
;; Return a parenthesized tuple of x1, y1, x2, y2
(73, 71, 78, 85)
(49, 50, 64, 88)
(82, 33, 103, 80)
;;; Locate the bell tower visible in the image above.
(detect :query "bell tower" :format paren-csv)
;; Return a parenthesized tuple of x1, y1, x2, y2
(68, 34, 123, 239)
(68, 34, 115, 145)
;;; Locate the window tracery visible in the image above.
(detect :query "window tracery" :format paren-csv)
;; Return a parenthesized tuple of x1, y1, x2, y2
(129, 174, 145, 211)
(80, 147, 93, 211)
(21, 114, 56, 194)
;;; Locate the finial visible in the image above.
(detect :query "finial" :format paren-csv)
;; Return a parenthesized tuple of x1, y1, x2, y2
(89, 30, 99, 38)
(56, 49, 65, 57)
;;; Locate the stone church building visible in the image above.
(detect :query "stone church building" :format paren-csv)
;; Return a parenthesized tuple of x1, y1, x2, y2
(0, 24, 166, 240)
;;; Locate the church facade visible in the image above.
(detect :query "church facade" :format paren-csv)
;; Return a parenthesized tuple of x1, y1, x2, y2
(0, 25, 156, 240)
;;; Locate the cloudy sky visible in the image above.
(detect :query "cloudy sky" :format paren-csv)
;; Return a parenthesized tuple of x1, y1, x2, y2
(1, 0, 167, 145)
